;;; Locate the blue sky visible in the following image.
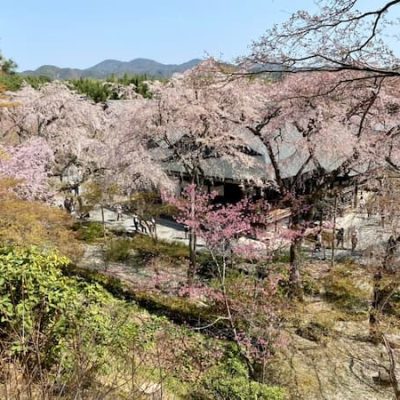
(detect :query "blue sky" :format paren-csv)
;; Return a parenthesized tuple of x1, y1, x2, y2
(1, 0, 399, 71)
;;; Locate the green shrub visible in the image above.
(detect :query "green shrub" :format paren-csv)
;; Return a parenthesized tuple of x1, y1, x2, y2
(190, 351, 285, 400)
(106, 73, 153, 98)
(0, 74, 51, 91)
(24, 75, 52, 89)
(131, 235, 189, 259)
(0, 74, 23, 91)
(69, 78, 111, 102)
(272, 250, 291, 263)
(323, 267, 369, 313)
(105, 238, 132, 262)
(197, 252, 222, 279)
(0, 247, 136, 384)
(302, 272, 321, 297)
(69, 75, 153, 103)
(75, 221, 104, 242)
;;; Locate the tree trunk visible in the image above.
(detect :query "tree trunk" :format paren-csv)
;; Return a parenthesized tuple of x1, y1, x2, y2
(289, 237, 303, 301)
(370, 269, 398, 342)
(370, 238, 399, 342)
(187, 229, 197, 285)
(100, 205, 109, 271)
(330, 193, 337, 269)
(187, 183, 197, 285)
(100, 205, 106, 241)
(369, 268, 383, 343)
(353, 183, 358, 209)
(383, 335, 400, 400)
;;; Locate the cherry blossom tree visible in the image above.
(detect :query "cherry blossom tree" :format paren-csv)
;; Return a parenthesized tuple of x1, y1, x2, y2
(101, 98, 170, 193)
(0, 82, 108, 191)
(136, 61, 267, 186)
(246, 0, 400, 77)
(0, 81, 168, 197)
(165, 184, 282, 377)
(217, 60, 400, 298)
(240, 2, 400, 392)
(130, 62, 283, 274)
(130, 62, 357, 297)
(127, 57, 400, 299)
(0, 137, 53, 200)
(164, 184, 258, 283)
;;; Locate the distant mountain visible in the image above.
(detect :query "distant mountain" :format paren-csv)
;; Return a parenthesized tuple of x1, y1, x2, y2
(22, 58, 203, 80)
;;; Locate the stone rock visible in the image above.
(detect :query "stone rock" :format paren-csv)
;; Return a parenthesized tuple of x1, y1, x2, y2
(139, 382, 162, 399)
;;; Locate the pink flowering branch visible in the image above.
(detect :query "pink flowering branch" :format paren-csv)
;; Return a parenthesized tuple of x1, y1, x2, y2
(164, 184, 284, 375)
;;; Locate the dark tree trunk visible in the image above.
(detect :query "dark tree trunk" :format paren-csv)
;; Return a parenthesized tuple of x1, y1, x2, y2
(353, 183, 358, 209)
(370, 238, 399, 342)
(289, 237, 303, 301)
(383, 336, 400, 400)
(187, 229, 197, 285)
(100, 205, 106, 241)
(100, 205, 109, 272)
(330, 193, 337, 269)
(369, 268, 383, 343)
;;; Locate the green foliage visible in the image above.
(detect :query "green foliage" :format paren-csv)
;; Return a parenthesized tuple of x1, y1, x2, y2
(0, 74, 51, 91)
(61, 263, 129, 300)
(0, 74, 22, 91)
(323, 266, 369, 313)
(0, 246, 283, 398)
(69, 74, 152, 103)
(106, 73, 152, 98)
(74, 221, 104, 242)
(60, 262, 216, 327)
(197, 252, 219, 279)
(24, 75, 52, 89)
(127, 191, 177, 220)
(105, 238, 132, 262)
(0, 53, 17, 74)
(130, 234, 189, 259)
(191, 350, 285, 400)
(69, 78, 112, 103)
(0, 247, 135, 381)
(302, 271, 321, 297)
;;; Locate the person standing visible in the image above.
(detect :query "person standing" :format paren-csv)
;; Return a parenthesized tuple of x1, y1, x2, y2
(312, 229, 325, 259)
(351, 230, 358, 255)
(64, 197, 72, 214)
(116, 204, 123, 221)
(380, 208, 386, 228)
(336, 227, 345, 249)
(150, 217, 156, 235)
(359, 195, 366, 213)
(133, 215, 139, 231)
(138, 218, 147, 234)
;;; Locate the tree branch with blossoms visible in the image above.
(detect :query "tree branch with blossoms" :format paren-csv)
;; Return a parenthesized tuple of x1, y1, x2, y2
(164, 184, 285, 377)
